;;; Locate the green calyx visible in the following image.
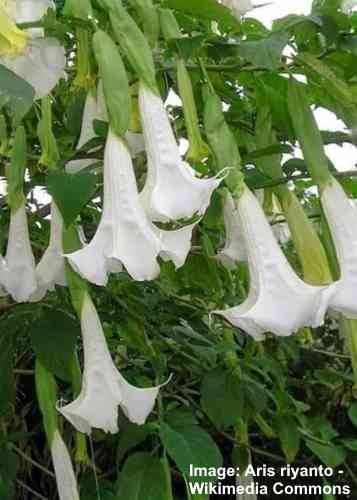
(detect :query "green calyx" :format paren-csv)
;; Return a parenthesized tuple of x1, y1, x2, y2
(288, 78, 332, 189)
(7, 126, 27, 211)
(35, 360, 58, 445)
(63, 225, 88, 318)
(177, 59, 210, 164)
(38, 97, 60, 170)
(73, 28, 94, 91)
(129, 0, 160, 48)
(203, 84, 243, 193)
(63, 0, 93, 20)
(107, 1, 158, 94)
(159, 8, 181, 40)
(92, 29, 131, 138)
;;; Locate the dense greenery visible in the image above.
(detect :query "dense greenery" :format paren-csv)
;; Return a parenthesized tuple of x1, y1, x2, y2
(1, 0, 357, 498)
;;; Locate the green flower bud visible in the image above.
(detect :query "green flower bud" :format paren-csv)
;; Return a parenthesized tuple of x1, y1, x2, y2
(63, 0, 93, 20)
(7, 126, 27, 211)
(92, 29, 131, 138)
(38, 97, 60, 169)
(35, 360, 58, 443)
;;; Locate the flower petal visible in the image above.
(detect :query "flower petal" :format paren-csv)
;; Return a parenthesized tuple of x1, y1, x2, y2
(59, 295, 162, 434)
(30, 203, 66, 301)
(67, 130, 195, 284)
(221, 0, 253, 17)
(217, 192, 246, 269)
(139, 83, 221, 222)
(213, 187, 336, 340)
(3, 204, 37, 302)
(321, 177, 357, 318)
(51, 430, 80, 500)
(1, 38, 66, 99)
(15, 0, 54, 37)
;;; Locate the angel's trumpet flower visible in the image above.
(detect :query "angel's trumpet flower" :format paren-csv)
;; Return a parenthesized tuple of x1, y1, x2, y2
(67, 129, 196, 285)
(320, 177, 357, 318)
(217, 191, 246, 269)
(342, 0, 357, 13)
(213, 187, 336, 341)
(30, 203, 66, 301)
(220, 0, 253, 17)
(0, 0, 66, 99)
(59, 292, 164, 434)
(139, 83, 222, 222)
(51, 430, 80, 500)
(3, 127, 37, 302)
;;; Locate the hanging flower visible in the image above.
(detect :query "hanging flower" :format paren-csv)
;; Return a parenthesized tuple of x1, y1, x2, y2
(66, 129, 196, 285)
(139, 83, 222, 222)
(0, 0, 66, 99)
(3, 204, 37, 302)
(213, 186, 336, 341)
(59, 293, 164, 434)
(220, 0, 253, 18)
(217, 191, 246, 269)
(30, 203, 66, 301)
(341, 0, 357, 13)
(320, 177, 357, 318)
(51, 430, 80, 500)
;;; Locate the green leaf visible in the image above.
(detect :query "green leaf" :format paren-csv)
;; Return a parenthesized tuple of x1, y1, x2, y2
(30, 310, 79, 381)
(275, 416, 300, 463)
(237, 32, 289, 70)
(0, 64, 35, 124)
(47, 171, 98, 227)
(348, 402, 357, 427)
(116, 453, 172, 500)
(117, 423, 152, 464)
(341, 439, 357, 452)
(160, 420, 222, 483)
(200, 367, 243, 429)
(163, 0, 239, 29)
(306, 441, 346, 468)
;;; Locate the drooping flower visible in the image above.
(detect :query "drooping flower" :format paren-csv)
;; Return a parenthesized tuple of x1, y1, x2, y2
(139, 82, 222, 222)
(30, 203, 66, 301)
(51, 430, 80, 500)
(213, 186, 336, 341)
(0, 0, 66, 99)
(67, 129, 196, 285)
(320, 177, 357, 318)
(59, 293, 164, 434)
(220, 0, 253, 18)
(341, 0, 357, 13)
(3, 204, 38, 302)
(217, 191, 246, 269)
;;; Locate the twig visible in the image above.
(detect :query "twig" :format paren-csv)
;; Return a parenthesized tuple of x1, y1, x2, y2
(11, 444, 55, 478)
(300, 346, 350, 360)
(344, 461, 357, 488)
(16, 479, 48, 500)
(254, 169, 357, 190)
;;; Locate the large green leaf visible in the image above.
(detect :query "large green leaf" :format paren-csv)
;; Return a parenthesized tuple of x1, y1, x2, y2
(160, 415, 222, 483)
(116, 453, 172, 500)
(200, 367, 243, 429)
(0, 65, 35, 124)
(306, 441, 346, 468)
(47, 171, 98, 227)
(275, 415, 300, 463)
(237, 32, 289, 70)
(30, 310, 79, 381)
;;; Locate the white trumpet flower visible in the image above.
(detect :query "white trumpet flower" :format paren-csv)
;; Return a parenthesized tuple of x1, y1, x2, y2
(213, 187, 335, 341)
(220, 0, 253, 17)
(59, 294, 164, 434)
(0, 0, 66, 99)
(51, 430, 80, 500)
(67, 129, 196, 285)
(342, 0, 357, 13)
(3, 204, 37, 302)
(217, 192, 246, 269)
(139, 83, 222, 222)
(321, 177, 357, 318)
(30, 203, 66, 301)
